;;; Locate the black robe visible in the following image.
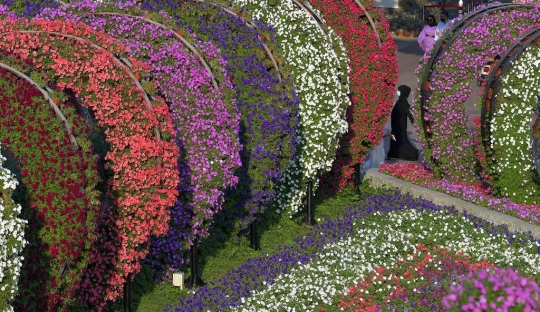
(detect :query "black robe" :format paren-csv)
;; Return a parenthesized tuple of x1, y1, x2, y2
(387, 96, 420, 161)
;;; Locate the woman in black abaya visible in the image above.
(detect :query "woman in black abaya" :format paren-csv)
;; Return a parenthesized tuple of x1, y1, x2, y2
(387, 85, 420, 161)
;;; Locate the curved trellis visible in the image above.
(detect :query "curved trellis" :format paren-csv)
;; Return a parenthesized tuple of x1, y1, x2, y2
(0, 50, 102, 310)
(481, 28, 540, 142)
(78, 11, 222, 90)
(0, 19, 180, 310)
(419, 3, 528, 149)
(229, 0, 351, 214)
(351, 0, 382, 47)
(310, 0, 398, 194)
(6, 30, 165, 141)
(189, 0, 284, 82)
(147, 0, 300, 259)
(412, 3, 540, 183)
(291, 0, 327, 34)
(40, 3, 244, 285)
(0, 61, 78, 146)
(480, 26, 540, 202)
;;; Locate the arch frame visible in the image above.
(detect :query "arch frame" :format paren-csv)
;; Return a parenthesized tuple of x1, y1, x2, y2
(480, 27, 540, 146)
(0, 61, 78, 147)
(419, 3, 530, 149)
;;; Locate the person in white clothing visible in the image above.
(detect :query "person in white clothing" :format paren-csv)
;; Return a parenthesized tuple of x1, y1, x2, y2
(434, 11, 450, 41)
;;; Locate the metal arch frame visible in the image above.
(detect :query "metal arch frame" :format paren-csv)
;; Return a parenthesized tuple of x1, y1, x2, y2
(189, 0, 284, 83)
(291, 0, 327, 35)
(352, 0, 381, 47)
(0, 61, 79, 147)
(480, 27, 540, 151)
(1, 30, 164, 143)
(74, 12, 220, 90)
(418, 3, 530, 149)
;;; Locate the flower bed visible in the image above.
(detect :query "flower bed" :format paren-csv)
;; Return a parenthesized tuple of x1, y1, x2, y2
(234, 202, 540, 310)
(228, 0, 351, 213)
(332, 244, 494, 311)
(482, 39, 540, 203)
(40, 1, 245, 281)
(0, 18, 180, 310)
(443, 267, 540, 311)
(165, 191, 540, 311)
(0, 55, 101, 310)
(144, 0, 299, 236)
(0, 143, 27, 312)
(379, 162, 540, 224)
(310, 0, 399, 195)
(2, 0, 59, 17)
(412, 5, 540, 183)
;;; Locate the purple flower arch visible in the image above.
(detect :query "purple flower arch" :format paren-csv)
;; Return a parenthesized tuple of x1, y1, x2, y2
(142, 0, 300, 251)
(413, 4, 540, 183)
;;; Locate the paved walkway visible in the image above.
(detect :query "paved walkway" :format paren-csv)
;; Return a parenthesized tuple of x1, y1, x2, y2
(365, 33, 540, 239)
(365, 169, 540, 239)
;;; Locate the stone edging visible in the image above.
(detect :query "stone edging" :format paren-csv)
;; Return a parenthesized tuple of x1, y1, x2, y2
(364, 168, 540, 239)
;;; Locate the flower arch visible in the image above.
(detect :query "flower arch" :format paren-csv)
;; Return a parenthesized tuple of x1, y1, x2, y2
(310, 0, 399, 195)
(0, 18, 180, 310)
(142, 0, 300, 263)
(229, 0, 351, 213)
(413, 3, 539, 183)
(142, 0, 285, 81)
(0, 52, 102, 310)
(39, 1, 246, 281)
(479, 26, 540, 203)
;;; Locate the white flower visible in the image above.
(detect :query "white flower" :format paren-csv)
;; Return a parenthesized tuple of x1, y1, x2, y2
(0, 143, 27, 310)
(232, 0, 351, 213)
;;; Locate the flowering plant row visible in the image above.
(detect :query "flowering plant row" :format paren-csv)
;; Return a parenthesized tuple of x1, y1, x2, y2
(333, 244, 493, 311)
(229, 0, 351, 213)
(165, 192, 540, 311)
(0, 54, 100, 310)
(412, 5, 540, 183)
(144, 0, 299, 235)
(234, 205, 540, 310)
(443, 267, 540, 311)
(379, 163, 540, 224)
(309, 0, 399, 195)
(0, 18, 180, 310)
(40, 0, 245, 282)
(2, 0, 59, 17)
(0, 142, 27, 312)
(484, 41, 540, 203)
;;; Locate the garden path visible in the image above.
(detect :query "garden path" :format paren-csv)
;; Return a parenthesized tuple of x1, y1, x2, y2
(381, 36, 483, 166)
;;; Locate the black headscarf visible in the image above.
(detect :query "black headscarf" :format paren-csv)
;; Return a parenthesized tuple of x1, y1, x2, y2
(398, 85, 411, 99)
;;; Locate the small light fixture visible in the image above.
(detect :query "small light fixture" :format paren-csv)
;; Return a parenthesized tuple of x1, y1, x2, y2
(172, 272, 184, 289)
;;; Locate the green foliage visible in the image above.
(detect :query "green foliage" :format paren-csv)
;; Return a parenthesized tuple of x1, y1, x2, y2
(111, 183, 386, 311)
(482, 43, 540, 204)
